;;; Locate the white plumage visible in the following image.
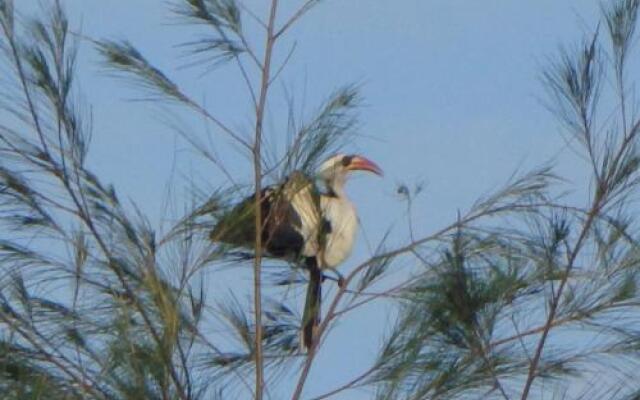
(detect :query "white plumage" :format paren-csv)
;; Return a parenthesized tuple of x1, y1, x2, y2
(319, 195, 358, 268)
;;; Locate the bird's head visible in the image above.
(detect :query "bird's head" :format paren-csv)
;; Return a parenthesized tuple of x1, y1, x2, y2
(318, 154, 382, 191)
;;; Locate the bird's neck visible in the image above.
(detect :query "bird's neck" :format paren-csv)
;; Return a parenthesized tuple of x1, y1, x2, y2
(325, 176, 347, 198)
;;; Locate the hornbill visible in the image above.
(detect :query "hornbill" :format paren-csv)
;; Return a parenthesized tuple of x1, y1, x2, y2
(210, 154, 382, 349)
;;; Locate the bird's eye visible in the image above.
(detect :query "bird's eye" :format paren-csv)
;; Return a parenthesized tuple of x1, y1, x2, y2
(341, 155, 353, 166)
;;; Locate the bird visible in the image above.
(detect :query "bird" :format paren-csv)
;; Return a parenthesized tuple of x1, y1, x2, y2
(210, 154, 382, 349)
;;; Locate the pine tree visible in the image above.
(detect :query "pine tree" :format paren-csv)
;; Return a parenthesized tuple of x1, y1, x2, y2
(2, 1, 640, 399)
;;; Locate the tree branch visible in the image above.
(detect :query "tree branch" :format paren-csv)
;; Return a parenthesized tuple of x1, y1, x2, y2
(253, 1, 279, 399)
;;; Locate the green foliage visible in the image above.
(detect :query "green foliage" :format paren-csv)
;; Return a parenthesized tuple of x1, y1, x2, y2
(98, 40, 189, 103)
(174, 0, 245, 67)
(177, 0, 242, 34)
(282, 85, 362, 177)
(372, 229, 535, 399)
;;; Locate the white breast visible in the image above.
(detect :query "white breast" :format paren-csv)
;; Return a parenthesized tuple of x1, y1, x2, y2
(286, 179, 359, 268)
(319, 196, 358, 269)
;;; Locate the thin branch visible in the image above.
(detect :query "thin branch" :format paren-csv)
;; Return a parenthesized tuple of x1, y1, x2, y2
(520, 199, 602, 399)
(253, 1, 279, 399)
(0, 12, 51, 156)
(274, 0, 320, 40)
(269, 41, 296, 86)
(238, 1, 268, 30)
(475, 337, 511, 400)
(309, 365, 377, 400)
(169, 85, 253, 151)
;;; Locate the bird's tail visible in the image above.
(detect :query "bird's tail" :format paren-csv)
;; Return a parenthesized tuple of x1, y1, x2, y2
(302, 263, 322, 350)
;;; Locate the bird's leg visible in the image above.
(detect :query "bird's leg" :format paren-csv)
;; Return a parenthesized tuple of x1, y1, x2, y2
(335, 270, 346, 289)
(321, 270, 346, 289)
(320, 274, 333, 283)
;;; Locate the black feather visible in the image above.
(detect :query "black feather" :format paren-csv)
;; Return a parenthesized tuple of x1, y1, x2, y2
(210, 172, 318, 260)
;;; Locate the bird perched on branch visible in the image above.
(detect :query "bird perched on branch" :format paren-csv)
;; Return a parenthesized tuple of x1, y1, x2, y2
(210, 154, 382, 349)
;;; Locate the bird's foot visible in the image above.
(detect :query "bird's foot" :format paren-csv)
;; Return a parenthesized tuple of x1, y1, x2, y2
(333, 270, 346, 289)
(321, 272, 346, 289)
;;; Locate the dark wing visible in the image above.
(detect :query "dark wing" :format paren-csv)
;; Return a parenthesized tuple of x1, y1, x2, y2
(262, 184, 305, 258)
(210, 171, 321, 259)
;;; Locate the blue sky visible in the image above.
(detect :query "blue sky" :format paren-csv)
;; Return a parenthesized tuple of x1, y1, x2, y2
(18, 1, 606, 398)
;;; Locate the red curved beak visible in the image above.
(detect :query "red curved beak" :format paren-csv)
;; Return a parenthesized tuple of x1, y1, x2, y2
(347, 155, 383, 176)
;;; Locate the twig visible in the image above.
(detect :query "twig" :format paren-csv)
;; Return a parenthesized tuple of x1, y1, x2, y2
(238, 1, 268, 30)
(309, 365, 377, 400)
(269, 42, 297, 86)
(274, 0, 320, 40)
(520, 203, 601, 399)
(180, 96, 253, 151)
(253, 2, 280, 399)
(475, 334, 510, 400)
